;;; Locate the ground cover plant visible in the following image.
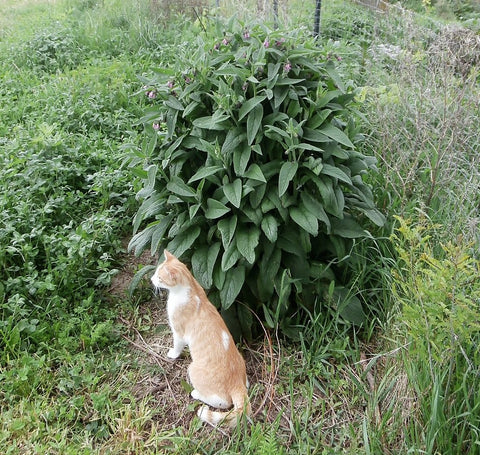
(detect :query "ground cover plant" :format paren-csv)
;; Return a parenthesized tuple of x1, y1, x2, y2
(1, 0, 479, 454)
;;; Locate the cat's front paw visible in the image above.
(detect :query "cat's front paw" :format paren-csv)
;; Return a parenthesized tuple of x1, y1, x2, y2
(197, 405, 209, 420)
(167, 348, 181, 359)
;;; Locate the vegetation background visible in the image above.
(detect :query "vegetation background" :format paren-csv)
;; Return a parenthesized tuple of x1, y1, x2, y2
(0, 0, 479, 453)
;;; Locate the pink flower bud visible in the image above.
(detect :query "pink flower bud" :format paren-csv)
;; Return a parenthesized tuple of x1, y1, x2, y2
(263, 38, 270, 48)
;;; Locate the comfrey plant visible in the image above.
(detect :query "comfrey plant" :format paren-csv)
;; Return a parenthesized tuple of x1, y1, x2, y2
(128, 23, 385, 338)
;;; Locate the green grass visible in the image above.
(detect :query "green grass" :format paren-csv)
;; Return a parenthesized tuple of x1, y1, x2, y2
(1, 0, 479, 453)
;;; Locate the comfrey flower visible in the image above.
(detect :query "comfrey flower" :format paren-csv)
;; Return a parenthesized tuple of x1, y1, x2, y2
(214, 43, 220, 50)
(222, 37, 229, 46)
(167, 80, 174, 89)
(152, 122, 160, 131)
(243, 30, 250, 40)
(147, 90, 157, 99)
(263, 38, 270, 48)
(283, 62, 292, 73)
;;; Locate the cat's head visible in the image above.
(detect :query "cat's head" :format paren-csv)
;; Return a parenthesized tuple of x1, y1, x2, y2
(151, 250, 189, 290)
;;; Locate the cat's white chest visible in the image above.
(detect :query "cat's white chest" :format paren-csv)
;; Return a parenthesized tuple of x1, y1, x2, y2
(166, 285, 190, 320)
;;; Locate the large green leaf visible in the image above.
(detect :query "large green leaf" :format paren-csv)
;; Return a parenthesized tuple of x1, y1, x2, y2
(307, 109, 332, 129)
(242, 206, 263, 226)
(133, 192, 163, 233)
(257, 246, 282, 301)
(166, 108, 178, 139)
(363, 208, 386, 227)
(191, 242, 221, 289)
(223, 179, 243, 208)
(249, 183, 266, 209)
(333, 287, 366, 325)
(165, 95, 184, 111)
(319, 123, 354, 149)
(128, 222, 157, 256)
(166, 176, 197, 198)
(163, 135, 186, 160)
(192, 113, 230, 130)
(321, 163, 352, 185)
(247, 104, 263, 145)
(302, 127, 330, 143)
(313, 176, 341, 217)
(331, 216, 366, 238)
(278, 161, 298, 197)
(290, 204, 319, 236)
(150, 213, 175, 255)
(128, 265, 157, 298)
(166, 225, 201, 258)
(261, 214, 278, 242)
(324, 61, 346, 93)
(236, 225, 260, 264)
(300, 192, 331, 232)
(204, 199, 230, 219)
(222, 128, 246, 156)
(273, 85, 289, 109)
(265, 124, 290, 140)
(188, 166, 224, 183)
(233, 144, 251, 176)
(221, 241, 242, 271)
(189, 203, 201, 219)
(217, 215, 237, 248)
(137, 164, 157, 199)
(244, 164, 266, 182)
(220, 266, 246, 310)
(238, 96, 267, 121)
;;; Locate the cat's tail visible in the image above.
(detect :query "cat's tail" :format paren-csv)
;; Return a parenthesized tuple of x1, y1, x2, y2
(197, 389, 251, 428)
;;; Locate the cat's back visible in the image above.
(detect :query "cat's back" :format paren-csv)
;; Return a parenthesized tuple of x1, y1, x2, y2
(189, 294, 246, 371)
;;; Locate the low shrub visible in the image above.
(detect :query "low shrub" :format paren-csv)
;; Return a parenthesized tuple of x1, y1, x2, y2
(128, 21, 385, 338)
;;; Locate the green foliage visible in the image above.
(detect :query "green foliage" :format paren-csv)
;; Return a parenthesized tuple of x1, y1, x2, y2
(0, 4, 144, 364)
(128, 21, 385, 337)
(392, 217, 480, 454)
(0, 125, 132, 362)
(19, 26, 87, 73)
(395, 0, 480, 20)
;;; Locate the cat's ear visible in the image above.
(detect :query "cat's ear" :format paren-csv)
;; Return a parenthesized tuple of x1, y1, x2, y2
(164, 250, 174, 260)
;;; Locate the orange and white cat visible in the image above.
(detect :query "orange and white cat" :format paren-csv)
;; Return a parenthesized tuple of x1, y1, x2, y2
(151, 250, 251, 427)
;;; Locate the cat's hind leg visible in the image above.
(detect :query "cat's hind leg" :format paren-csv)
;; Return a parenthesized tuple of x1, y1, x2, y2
(191, 389, 230, 409)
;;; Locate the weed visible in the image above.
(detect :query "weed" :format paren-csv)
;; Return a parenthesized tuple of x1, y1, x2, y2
(391, 217, 480, 454)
